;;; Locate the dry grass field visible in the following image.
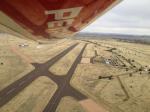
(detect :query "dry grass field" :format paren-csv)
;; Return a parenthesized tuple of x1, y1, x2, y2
(0, 35, 34, 90)
(18, 39, 76, 63)
(49, 43, 85, 76)
(71, 38, 150, 112)
(1, 33, 76, 63)
(0, 34, 76, 90)
(0, 34, 150, 112)
(82, 44, 95, 58)
(0, 76, 57, 112)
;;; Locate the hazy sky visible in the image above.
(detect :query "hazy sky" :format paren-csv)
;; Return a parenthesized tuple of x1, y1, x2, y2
(81, 0, 150, 35)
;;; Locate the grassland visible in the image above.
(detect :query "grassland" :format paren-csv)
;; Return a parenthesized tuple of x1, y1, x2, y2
(82, 44, 95, 58)
(0, 35, 34, 90)
(0, 34, 76, 90)
(0, 76, 57, 112)
(71, 38, 150, 112)
(1, 34, 150, 112)
(49, 43, 84, 76)
(18, 39, 76, 63)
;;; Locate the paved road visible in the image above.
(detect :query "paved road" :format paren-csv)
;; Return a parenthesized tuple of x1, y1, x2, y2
(0, 43, 78, 107)
(43, 44, 87, 112)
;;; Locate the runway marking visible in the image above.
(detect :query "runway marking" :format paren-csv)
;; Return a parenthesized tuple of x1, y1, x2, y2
(6, 88, 15, 95)
(19, 81, 26, 86)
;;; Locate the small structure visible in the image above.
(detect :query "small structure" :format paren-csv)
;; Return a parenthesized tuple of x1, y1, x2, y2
(18, 43, 29, 47)
(98, 75, 113, 80)
(104, 59, 111, 65)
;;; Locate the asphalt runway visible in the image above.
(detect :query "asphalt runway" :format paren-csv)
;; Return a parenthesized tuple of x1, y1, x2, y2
(0, 43, 88, 112)
(43, 44, 87, 112)
(0, 43, 78, 107)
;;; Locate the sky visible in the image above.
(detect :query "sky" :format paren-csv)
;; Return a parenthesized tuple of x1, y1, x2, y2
(81, 0, 150, 36)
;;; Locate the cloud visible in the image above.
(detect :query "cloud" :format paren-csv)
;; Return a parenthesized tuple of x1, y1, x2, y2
(81, 0, 150, 35)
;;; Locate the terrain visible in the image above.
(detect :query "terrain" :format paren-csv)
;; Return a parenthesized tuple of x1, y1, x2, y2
(0, 33, 150, 112)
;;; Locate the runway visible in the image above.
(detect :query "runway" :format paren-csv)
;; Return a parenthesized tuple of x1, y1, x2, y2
(43, 44, 87, 112)
(0, 43, 78, 107)
(0, 43, 88, 112)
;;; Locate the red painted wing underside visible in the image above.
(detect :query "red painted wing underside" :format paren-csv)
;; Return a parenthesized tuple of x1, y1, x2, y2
(0, 0, 119, 40)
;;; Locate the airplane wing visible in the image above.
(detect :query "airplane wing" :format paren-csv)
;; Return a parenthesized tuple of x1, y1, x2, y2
(0, 0, 121, 40)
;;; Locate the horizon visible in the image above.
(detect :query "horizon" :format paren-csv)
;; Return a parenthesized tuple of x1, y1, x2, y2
(81, 0, 150, 36)
(78, 32, 150, 37)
